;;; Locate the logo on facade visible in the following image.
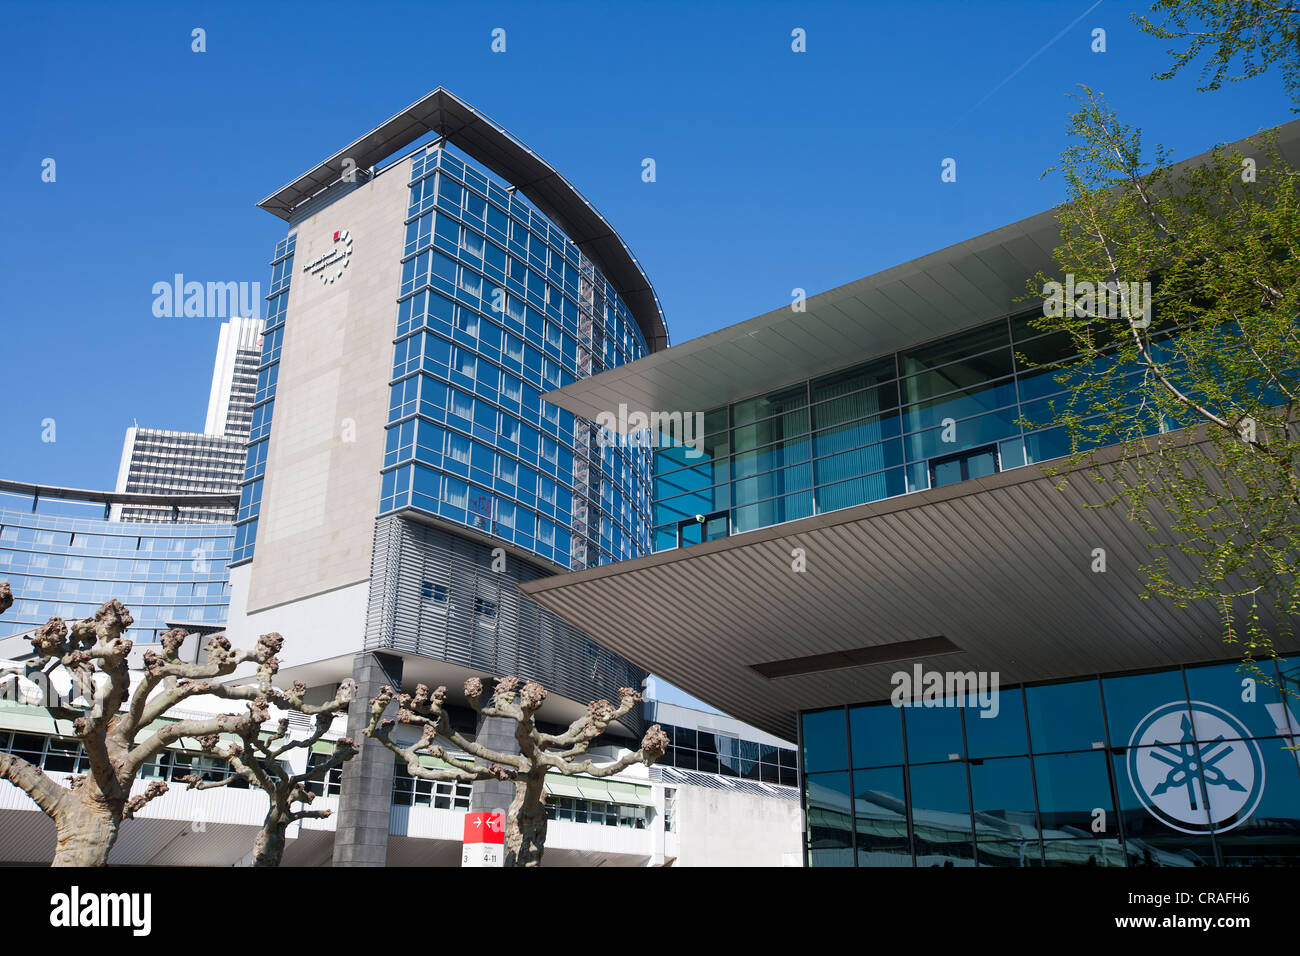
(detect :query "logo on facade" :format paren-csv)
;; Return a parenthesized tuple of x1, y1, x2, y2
(302, 228, 353, 284)
(1126, 701, 1264, 835)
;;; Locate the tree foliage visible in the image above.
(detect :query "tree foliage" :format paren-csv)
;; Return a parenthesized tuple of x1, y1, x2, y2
(1135, 0, 1300, 109)
(1023, 89, 1300, 666)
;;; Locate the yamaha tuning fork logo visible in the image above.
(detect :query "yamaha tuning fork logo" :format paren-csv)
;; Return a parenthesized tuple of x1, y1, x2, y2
(302, 228, 353, 284)
(1126, 701, 1265, 835)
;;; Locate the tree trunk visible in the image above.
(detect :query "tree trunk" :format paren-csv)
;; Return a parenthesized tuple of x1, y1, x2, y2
(51, 792, 123, 867)
(505, 775, 548, 868)
(251, 808, 288, 868)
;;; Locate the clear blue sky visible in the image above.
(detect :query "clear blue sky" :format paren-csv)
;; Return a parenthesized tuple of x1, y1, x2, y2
(0, 0, 1289, 490)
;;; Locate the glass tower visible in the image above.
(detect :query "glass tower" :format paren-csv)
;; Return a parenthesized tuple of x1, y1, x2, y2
(379, 144, 652, 570)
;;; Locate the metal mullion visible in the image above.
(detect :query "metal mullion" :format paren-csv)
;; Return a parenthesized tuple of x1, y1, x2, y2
(958, 702, 978, 866)
(1022, 685, 1046, 865)
(844, 705, 857, 866)
(900, 705, 916, 867)
(1095, 675, 1130, 867)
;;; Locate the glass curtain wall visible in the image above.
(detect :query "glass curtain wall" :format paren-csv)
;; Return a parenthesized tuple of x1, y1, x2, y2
(801, 656, 1300, 867)
(652, 312, 1160, 550)
(381, 144, 653, 570)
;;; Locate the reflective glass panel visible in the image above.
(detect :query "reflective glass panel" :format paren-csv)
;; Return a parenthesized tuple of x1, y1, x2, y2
(1103, 670, 1191, 749)
(806, 771, 853, 866)
(1026, 679, 1106, 754)
(802, 709, 848, 772)
(1034, 750, 1116, 835)
(1183, 659, 1289, 742)
(903, 701, 964, 764)
(908, 763, 975, 866)
(853, 766, 912, 866)
(970, 756, 1041, 866)
(962, 687, 1028, 759)
(849, 702, 904, 768)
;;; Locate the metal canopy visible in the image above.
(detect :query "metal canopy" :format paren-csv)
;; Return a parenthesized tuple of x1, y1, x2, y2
(257, 87, 668, 353)
(519, 441, 1296, 741)
(542, 118, 1300, 428)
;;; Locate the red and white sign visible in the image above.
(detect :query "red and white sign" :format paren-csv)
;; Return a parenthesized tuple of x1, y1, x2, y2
(461, 811, 505, 867)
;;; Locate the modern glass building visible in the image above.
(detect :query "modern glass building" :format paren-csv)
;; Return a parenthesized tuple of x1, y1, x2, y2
(377, 142, 652, 569)
(0, 489, 233, 648)
(231, 236, 292, 563)
(220, 87, 687, 867)
(650, 310, 1170, 551)
(802, 657, 1300, 867)
(519, 118, 1300, 868)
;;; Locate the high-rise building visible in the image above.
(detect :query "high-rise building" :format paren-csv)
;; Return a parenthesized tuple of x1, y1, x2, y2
(220, 87, 781, 867)
(113, 317, 264, 523)
(0, 486, 234, 651)
(204, 315, 265, 442)
(0, 89, 800, 869)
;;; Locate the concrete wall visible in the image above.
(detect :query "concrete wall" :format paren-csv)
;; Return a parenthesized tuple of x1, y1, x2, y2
(225, 563, 367, 671)
(672, 785, 803, 867)
(247, 160, 410, 613)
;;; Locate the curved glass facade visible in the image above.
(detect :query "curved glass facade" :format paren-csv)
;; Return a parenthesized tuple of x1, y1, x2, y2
(0, 505, 232, 645)
(652, 311, 1156, 551)
(801, 656, 1300, 867)
(379, 145, 652, 570)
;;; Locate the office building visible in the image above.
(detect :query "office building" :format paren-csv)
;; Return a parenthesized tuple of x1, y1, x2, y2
(199, 87, 805, 866)
(113, 317, 264, 523)
(519, 120, 1300, 866)
(0, 486, 233, 652)
(204, 315, 265, 441)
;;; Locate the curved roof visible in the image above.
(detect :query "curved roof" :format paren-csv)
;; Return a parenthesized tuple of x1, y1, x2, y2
(258, 87, 669, 353)
(0, 478, 237, 510)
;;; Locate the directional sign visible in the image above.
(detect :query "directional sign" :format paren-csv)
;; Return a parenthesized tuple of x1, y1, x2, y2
(461, 811, 506, 867)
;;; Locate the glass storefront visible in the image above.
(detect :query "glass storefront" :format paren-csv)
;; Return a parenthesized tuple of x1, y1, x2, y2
(801, 656, 1300, 866)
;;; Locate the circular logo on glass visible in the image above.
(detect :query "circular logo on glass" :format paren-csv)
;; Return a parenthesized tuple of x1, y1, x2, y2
(1126, 700, 1264, 834)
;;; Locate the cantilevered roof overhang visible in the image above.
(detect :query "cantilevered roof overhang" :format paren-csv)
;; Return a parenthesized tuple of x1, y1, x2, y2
(543, 206, 1061, 424)
(542, 119, 1300, 425)
(258, 87, 669, 352)
(519, 439, 1298, 741)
